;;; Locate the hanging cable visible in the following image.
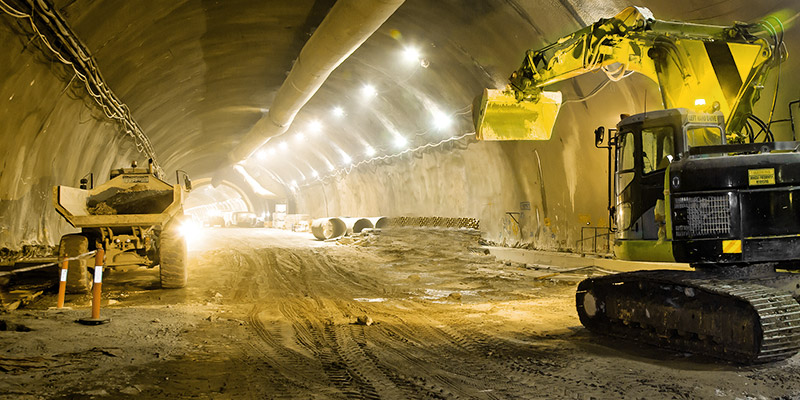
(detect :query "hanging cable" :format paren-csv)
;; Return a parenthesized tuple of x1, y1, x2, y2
(0, 0, 163, 177)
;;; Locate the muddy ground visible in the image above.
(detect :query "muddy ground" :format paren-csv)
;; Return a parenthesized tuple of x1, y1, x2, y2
(1, 227, 799, 399)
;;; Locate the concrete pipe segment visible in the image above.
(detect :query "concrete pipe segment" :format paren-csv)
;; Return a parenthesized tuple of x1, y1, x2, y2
(311, 217, 347, 240)
(369, 217, 390, 229)
(340, 218, 374, 235)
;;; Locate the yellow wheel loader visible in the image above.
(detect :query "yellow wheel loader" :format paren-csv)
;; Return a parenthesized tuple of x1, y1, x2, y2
(53, 160, 192, 292)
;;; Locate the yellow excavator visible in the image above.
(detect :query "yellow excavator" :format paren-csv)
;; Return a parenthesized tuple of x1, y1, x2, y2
(475, 6, 800, 363)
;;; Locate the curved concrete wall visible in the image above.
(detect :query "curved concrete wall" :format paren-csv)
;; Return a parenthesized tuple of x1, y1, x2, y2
(1, 0, 797, 252)
(0, 20, 137, 248)
(295, 65, 794, 250)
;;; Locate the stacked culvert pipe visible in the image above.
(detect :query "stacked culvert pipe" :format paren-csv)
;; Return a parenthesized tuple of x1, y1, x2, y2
(311, 217, 347, 240)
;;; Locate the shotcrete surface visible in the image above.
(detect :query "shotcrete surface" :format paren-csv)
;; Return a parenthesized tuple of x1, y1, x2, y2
(1, 228, 799, 399)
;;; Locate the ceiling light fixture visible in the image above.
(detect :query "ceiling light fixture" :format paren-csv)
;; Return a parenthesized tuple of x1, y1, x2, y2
(308, 119, 323, 134)
(432, 109, 453, 131)
(361, 84, 377, 99)
(402, 46, 421, 63)
(394, 135, 408, 148)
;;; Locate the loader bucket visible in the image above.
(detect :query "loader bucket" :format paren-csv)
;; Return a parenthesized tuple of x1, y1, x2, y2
(473, 88, 562, 141)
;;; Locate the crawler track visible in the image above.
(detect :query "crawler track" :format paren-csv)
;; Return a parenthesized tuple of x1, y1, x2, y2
(576, 270, 800, 363)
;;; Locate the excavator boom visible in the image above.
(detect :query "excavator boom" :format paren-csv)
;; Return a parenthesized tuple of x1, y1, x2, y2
(475, 6, 774, 141)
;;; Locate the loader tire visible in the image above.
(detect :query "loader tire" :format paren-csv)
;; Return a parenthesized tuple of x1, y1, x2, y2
(159, 226, 187, 289)
(59, 234, 91, 294)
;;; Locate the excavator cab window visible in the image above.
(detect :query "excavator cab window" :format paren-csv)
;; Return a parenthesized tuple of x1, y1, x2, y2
(685, 125, 724, 148)
(617, 131, 636, 191)
(642, 126, 675, 174)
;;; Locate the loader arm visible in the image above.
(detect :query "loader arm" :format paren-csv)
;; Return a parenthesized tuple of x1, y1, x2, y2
(475, 6, 775, 141)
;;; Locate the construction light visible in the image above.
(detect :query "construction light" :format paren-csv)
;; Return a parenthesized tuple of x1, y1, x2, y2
(308, 119, 323, 134)
(361, 84, 377, 99)
(394, 135, 408, 148)
(695, 98, 706, 106)
(432, 109, 452, 130)
(402, 46, 421, 63)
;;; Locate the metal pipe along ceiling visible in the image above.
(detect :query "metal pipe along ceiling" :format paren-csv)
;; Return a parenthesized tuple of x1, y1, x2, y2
(229, 0, 406, 164)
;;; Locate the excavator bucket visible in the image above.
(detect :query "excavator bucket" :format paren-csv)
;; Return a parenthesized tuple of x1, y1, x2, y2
(473, 88, 563, 141)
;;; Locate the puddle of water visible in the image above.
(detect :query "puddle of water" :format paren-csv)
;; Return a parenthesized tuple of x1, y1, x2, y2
(353, 298, 387, 303)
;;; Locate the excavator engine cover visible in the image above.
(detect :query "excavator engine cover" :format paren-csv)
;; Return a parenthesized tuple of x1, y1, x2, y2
(474, 89, 563, 141)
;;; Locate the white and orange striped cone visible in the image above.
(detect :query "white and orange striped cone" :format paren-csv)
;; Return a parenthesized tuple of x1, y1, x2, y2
(78, 248, 110, 325)
(55, 257, 69, 309)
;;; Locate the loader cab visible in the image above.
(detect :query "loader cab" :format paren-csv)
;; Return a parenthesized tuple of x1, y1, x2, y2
(610, 108, 726, 261)
(109, 159, 159, 180)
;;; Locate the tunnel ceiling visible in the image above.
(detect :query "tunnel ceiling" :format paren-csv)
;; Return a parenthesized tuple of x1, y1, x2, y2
(43, 0, 798, 184)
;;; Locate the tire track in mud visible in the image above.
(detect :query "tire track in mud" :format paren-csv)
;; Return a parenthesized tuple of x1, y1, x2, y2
(357, 305, 530, 399)
(222, 246, 406, 398)
(202, 230, 582, 398)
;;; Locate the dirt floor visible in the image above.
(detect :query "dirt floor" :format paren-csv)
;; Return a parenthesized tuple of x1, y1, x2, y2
(1, 227, 800, 399)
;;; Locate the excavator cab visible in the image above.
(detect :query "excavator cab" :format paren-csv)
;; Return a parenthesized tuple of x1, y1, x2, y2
(607, 108, 726, 261)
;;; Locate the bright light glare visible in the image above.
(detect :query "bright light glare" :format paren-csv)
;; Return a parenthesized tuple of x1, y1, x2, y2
(694, 98, 706, 106)
(312, 169, 319, 178)
(432, 109, 452, 130)
(308, 120, 323, 134)
(295, 132, 305, 142)
(291, 179, 298, 187)
(402, 46, 421, 63)
(267, 148, 276, 155)
(394, 135, 408, 148)
(331, 107, 344, 118)
(279, 142, 289, 150)
(179, 219, 204, 250)
(342, 153, 352, 164)
(361, 84, 377, 99)
(256, 150, 267, 160)
(365, 146, 376, 156)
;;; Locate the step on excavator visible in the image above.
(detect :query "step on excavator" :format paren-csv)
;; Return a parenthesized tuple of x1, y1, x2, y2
(473, 6, 800, 363)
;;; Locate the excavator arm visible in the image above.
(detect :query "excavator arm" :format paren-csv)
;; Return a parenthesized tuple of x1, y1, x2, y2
(475, 6, 775, 141)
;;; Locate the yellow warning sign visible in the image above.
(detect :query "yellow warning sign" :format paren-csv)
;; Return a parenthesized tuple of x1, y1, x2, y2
(748, 168, 775, 186)
(722, 240, 742, 254)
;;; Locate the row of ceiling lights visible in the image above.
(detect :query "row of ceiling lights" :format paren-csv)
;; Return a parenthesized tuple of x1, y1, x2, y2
(250, 45, 455, 187)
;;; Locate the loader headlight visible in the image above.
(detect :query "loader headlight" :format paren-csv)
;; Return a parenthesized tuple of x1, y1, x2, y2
(178, 219, 204, 249)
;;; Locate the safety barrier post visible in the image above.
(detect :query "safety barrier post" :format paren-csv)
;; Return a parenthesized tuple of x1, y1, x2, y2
(78, 248, 110, 325)
(55, 257, 69, 309)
